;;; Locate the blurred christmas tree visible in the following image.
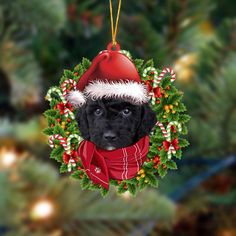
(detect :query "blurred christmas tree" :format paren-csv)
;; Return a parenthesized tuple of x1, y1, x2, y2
(0, 144, 175, 235)
(1, 0, 236, 235)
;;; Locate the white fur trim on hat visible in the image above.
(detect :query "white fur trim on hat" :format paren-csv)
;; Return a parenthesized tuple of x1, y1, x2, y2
(66, 90, 86, 107)
(83, 79, 150, 105)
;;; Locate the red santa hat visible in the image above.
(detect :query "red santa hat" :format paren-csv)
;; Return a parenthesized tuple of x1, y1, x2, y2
(67, 43, 149, 107)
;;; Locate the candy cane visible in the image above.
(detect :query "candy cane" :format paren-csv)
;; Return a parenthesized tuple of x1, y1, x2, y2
(143, 67, 159, 105)
(61, 79, 77, 97)
(63, 108, 75, 119)
(166, 121, 182, 142)
(68, 159, 77, 172)
(155, 121, 168, 139)
(143, 67, 158, 82)
(46, 87, 67, 103)
(46, 87, 75, 119)
(166, 121, 182, 159)
(65, 134, 83, 154)
(49, 134, 67, 149)
(167, 146, 176, 160)
(156, 67, 176, 85)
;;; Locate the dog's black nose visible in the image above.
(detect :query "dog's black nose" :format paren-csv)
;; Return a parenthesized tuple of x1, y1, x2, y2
(103, 131, 117, 141)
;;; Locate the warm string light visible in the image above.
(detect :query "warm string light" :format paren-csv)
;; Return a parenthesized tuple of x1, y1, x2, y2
(30, 200, 54, 220)
(173, 53, 197, 83)
(121, 191, 132, 200)
(0, 148, 17, 168)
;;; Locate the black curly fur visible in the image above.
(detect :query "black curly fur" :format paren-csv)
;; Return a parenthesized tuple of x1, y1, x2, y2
(76, 98, 157, 150)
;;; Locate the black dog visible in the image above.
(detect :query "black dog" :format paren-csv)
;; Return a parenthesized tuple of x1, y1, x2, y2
(76, 98, 157, 150)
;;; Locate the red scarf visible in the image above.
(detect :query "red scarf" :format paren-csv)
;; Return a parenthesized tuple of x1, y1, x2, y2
(78, 136, 150, 190)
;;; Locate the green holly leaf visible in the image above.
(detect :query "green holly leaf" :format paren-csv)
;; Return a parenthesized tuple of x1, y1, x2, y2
(82, 58, 91, 69)
(161, 77, 171, 88)
(70, 170, 84, 179)
(167, 94, 181, 104)
(176, 103, 187, 112)
(50, 98, 60, 108)
(145, 59, 154, 68)
(53, 124, 66, 136)
(146, 172, 159, 187)
(181, 125, 188, 135)
(100, 187, 109, 197)
(158, 165, 167, 178)
(138, 178, 146, 191)
(179, 114, 191, 123)
(134, 58, 144, 68)
(127, 183, 137, 196)
(178, 138, 190, 148)
(43, 127, 54, 136)
(165, 160, 177, 170)
(60, 163, 68, 173)
(50, 146, 64, 161)
(80, 174, 90, 190)
(117, 182, 126, 194)
(44, 109, 58, 117)
(63, 69, 74, 79)
(175, 149, 182, 159)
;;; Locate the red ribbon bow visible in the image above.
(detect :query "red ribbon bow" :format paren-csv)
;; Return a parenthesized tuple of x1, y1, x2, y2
(144, 80, 162, 98)
(63, 150, 79, 164)
(163, 138, 179, 152)
(57, 102, 73, 115)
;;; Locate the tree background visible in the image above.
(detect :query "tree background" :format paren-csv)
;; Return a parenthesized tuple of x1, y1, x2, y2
(0, 0, 236, 235)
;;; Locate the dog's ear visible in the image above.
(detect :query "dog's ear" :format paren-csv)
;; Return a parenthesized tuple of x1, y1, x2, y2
(76, 104, 90, 140)
(136, 103, 157, 140)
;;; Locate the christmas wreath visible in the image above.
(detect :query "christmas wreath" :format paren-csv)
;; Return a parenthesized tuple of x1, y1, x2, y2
(44, 51, 190, 197)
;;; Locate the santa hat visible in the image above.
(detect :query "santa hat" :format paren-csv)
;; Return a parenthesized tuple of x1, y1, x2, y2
(67, 43, 149, 107)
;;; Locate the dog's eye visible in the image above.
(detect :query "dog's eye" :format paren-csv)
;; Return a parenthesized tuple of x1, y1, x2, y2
(94, 108, 103, 116)
(122, 108, 131, 116)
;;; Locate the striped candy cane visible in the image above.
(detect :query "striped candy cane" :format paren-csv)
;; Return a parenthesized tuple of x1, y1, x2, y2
(65, 134, 83, 172)
(49, 134, 67, 149)
(166, 121, 182, 142)
(155, 121, 168, 139)
(65, 134, 83, 154)
(61, 79, 77, 97)
(46, 87, 75, 119)
(67, 159, 77, 172)
(156, 67, 176, 85)
(166, 121, 182, 159)
(46, 87, 67, 103)
(143, 67, 158, 105)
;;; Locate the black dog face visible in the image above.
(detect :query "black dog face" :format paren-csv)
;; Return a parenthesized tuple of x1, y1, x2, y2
(76, 98, 157, 150)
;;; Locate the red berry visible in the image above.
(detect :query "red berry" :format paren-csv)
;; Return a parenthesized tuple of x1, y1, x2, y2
(67, 118, 71, 122)
(124, 184, 128, 189)
(158, 147, 162, 151)
(146, 158, 150, 163)
(156, 100, 160, 104)
(117, 180, 121, 184)
(57, 118, 61, 123)
(78, 166, 81, 170)
(74, 72, 78, 76)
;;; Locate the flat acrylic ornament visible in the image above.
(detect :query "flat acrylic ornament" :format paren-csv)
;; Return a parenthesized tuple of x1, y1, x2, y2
(44, 0, 190, 197)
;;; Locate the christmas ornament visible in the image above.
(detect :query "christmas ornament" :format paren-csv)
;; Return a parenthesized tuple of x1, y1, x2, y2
(44, 0, 190, 196)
